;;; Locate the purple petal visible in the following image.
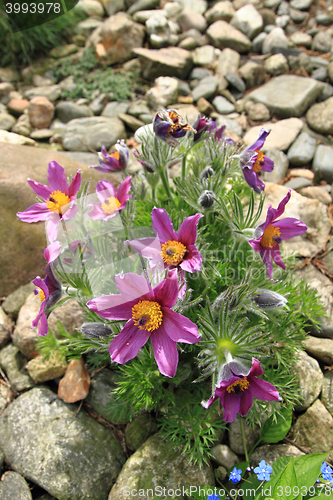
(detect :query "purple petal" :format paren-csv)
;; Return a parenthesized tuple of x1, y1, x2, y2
(153, 271, 179, 307)
(46, 213, 59, 243)
(249, 377, 280, 402)
(62, 201, 78, 221)
(126, 237, 162, 260)
(221, 391, 241, 423)
(261, 156, 274, 172)
(201, 394, 217, 409)
(162, 308, 200, 343)
(87, 294, 139, 320)
(178, 213, 203, 248)
(116, 140, 129, 169)
(151, 326, 179, 378)
(28, 179, 51, 200)
(44, 241, 61, 263)
(68, 170, 81, 197)
(248, 359, 264, 377)
(47, 161, 69, 195)
(180, 245, 202, 273)
(249, 128, 271, 152)
(260, 248, 274, 280)
(32, 276, 49, 298)
(239, 389, 254, 417)
(17, 203, 50, 222)
(96, 180, 117, 202)
(270, 246, 286, 270)
(215, 125, 226, 142)
(116, 176, 132, 203)
(90, 163, 115, 173)
(88, 203, 107, 220)
(243, 167, 264, 194)
(109, 319, 150, 364)
(115, 273, 154, 302)
(248, 238, 262, 253)
(274, 218, 307, 240)
(38, 312, 49, 336)
(274, 190, 291, 220)
(151, 208, 177, 243)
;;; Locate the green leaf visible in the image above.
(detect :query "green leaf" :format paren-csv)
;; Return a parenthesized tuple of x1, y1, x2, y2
(273, 458, 298, 500)
(242, 472, 262, 499)
(260, 406, 292, 443)
(294, 453, 329, 491)
(255, 456, 293, 500)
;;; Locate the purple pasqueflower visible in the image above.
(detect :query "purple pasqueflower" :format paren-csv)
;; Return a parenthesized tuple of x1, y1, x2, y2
(153, 108, 196, 146)
(201, 358, 279, 423)
(90, 140, 129, 173)
(32, 263, 62, 336)
(229, 467, 242, 484)
(192, 114, 217, 141)
(88, 176, 131, 221)
(240, 128, 274, 193)
(248, 190, 307, 280)
(214, 124, 235, 145)
(87, 270, 201, 378)
(17, 161, 81, 243)
(254, 460, 273, 481)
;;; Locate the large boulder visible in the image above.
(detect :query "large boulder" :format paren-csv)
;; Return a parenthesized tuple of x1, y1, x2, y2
(134, 47, 193, 80)
(206, 20, 252, 53)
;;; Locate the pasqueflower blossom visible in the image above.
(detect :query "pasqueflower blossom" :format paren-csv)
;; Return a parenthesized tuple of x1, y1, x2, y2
(201, 358, 279, 422)
(192, 114, 235, 145)
(153, 108, 196, 146)
(90, 140, 129, 173)
(240, 128, 274, 193)
(88, 177, 131, 221)
(87, 270, 201, 378)
(32, 264, 62, 336)
(17, 161, 81, 242)
(254, 460, 273, 481)
(248, 190, 307, 280)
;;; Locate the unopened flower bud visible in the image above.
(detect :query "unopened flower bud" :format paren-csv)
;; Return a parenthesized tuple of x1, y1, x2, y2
(81, 322, 113, 339)
(252, 290, 287, 309)
(200, 166, 215, 182)
(198, 190, 215, 208)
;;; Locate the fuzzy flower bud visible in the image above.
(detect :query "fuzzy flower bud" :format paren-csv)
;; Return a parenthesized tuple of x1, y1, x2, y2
(200, 166, 215, 182)
(198, 190, 215, 208)
(252, 290, 287, 309)
(81, 322, 113, 339)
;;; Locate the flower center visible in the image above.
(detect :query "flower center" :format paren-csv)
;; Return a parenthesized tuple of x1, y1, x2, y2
(132, 300, 163, 332)
(37, 288, 45, 302)
(253, 150, 265, 173)
(101, 197, 121, 215)
(261, 224, 281, 249)
(226, 377, 250, 394)
(46, 190, 71, 215)
(110, 151, 119, 160)
(161, 240, 187, 266)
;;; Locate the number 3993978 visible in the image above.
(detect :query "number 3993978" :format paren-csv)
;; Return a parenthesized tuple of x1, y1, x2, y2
(5, 2, 61, 14)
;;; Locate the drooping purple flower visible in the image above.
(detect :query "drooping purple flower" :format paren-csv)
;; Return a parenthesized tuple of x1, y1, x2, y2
(87, 270, 201, 378)
(214, 124, 235, 145)
(240, 128, 274, 193)
(153, 108, 196, 146)
(248, 190, 307, 280)
(88, 176, 131, 221)
(201, 358, 279, 423)
(90, 140, 129, 173)
(192, 114, 217, 141)
(17, 161, 81, 242)
(32, 264, 62, 336)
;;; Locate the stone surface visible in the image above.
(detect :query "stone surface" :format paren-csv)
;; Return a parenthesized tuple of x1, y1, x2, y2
(177, 10, 207, 33)
(243, 118, 303, 152)
(0, 130, 35, 146)
(294, 350, 323, 411)
(58, 358, 91, 403)
(210, 444, 239, 469)
(0, 471, 32, 500)
(134, 47, 193, 80)
(205, 1, 235, 24)
(62, 116, 126, 152)
(109, 433, 214, 500)
(12, 114, 32, 137)
(0, 387, 126, 500)
(212, 95, 235, 113)
(0, 114, 16, 131)
(146, 76, 178, 110)
(118, 113, 144, 131)
(238, 61, 266, 89)
(264, 53, 289, 76)
(262, 27, 289, 53)
(246, 102, 270, 121)
(30, 129, 54, 141)
(0, 343, 34, 392)
(245, 75, 323, 118)
(0, 82, 14, 97)
(263, 148, 289, 183)
(293, 399, 333, 456)
(303, 336, 333, 365)
(312, 31, 332, 53)
(230, 4, 263, 40)
(24, 85, 61, 102)
(2, 282, 35, 319)
(6, 98, 29, 116)
(312, 145, 333, 183)
(307, 96, 333, 135)
(206, 20, 252, 53)
(299, 186, 332, 205)
(284, 177, 312, 190)
(56, 102, 94, 123)
(287, 132, 316, 166)
(229, 418, 260, 454)
(192, 45, 216, 67)
(26, 352, 68, 383)
(125, 413, 158, 450)
(192, 76, 218, 101)
(321, 371, 333, 416)
(102, 101, 129, 118)
(0, 307, 13, 348)
(250, 444, 304, 467)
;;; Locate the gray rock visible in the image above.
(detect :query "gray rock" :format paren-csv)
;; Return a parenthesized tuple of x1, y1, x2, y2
(206, 20, 252, 53)
(214, 115, 243, 135)
(24, 85, 61, 102)
(312, 31, 332, 52)
(264, 0, 282, 9)
(0, 471, 32, 500)
(311, 55, 329, 68)
(146, 13, 179, 49)
(118, 113, 144, 132)
(74, 0, 104, 17)
(238, 61, 266, 89)
(205, 1, 235, 24)
(56, 102, 93, 123)
(102, 101, 129, 118)
(252, 32, 267, 52)
(277, 0, 289, 14)
(128, 0, 159, 16)
(225, 71, 246, 94)
(289, 7, 310, 23)
(250, 444, 304, 467)
(264, 53, 289, 76)
(287, 132, 316, 166)
(290, 0, 312, 9)
(75, 17, 103, 37)
(307, 97, 333, 136)
(62, 116, 126, 152)
(181, 0, 207, 14)
(303, 336, 333, 365)
(299, 186, 332, 205)
(192, 45, 217, 67)
(146, 76, 178, 109)
(109, 433, 214, 500)
(321, 371, 333, 416)
(246, 102, 270, 121)
(312, 67, 328, 81)
(133, 9, 165, 23)
(276, 14, 290, 28)
(210, 444, 239, 468)
(289, 31, 312, 48)
(0, 387, 126, 500)
(216, 48, 240, 81)
(263, 148, 289, 183)
(318, 82, 333, 102)
(190, 67, 213, 80)
(133, 47, 193, 80)
(215, 466, 228, 482)
(125, 413, 157, 450)
(127, 100, 150, 117)
(316, 13, 333, 25)
(229, 418, 260, 454)
(245, 75, 323, 118)
(90, 93, 108, 115)
(284, 176, 312, 189)
(58, 151, 98, 165)
(192, 76, 218, 101)
(243, 118, 303, 151)
(0, 307, 13, 348)
(177, 10, 207, 32)
(212, 95, 235, 113)
(0, 113, 16, 131)
(26, 353, 68, 383)
(262, 27, 289, 53)
(0, 450, 3, 472)
(0, 82, 14, 98)
(293, 399, 333, 456)
(0, 344, 34, 392)
(2, 282, 34, 319)
(178, 28, 207, 46)
(177, 80, 192, 96)
(294, 350, 323, 411)
(313, 144, 333, 183)
(230, 4, 263, 40)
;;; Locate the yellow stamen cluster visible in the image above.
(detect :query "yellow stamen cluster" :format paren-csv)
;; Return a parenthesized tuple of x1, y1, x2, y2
(261, 224, 281, 249)
(226, 377, 250, 393)
(252, 149, 265, 173)
(132, 300, 163, 332)
(110, 151, 119, 160)
(161, 240, 187, 266)
(101, 197, 121, 215)
(46, 190, 71, 215)
(37, 288, 45, 302)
